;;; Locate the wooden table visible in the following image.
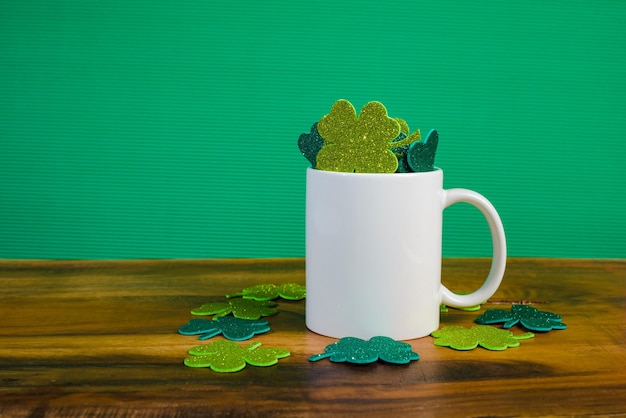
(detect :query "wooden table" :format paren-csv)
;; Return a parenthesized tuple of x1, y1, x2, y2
(0, 258, 624, 417)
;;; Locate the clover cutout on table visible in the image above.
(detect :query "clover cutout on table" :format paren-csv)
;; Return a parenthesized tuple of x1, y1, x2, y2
(184, 340, 290, 372)
(475, 304, 567, 332)
(309, 336, 420, 365)
(191, 298, 278, 320)
(315, 100, 421, 173)
(440, 293, 485, 313)
(432, 325, 534, 351)
(178, 317, 270, 341)
(440, 302, 483, 313)
(226, 283, 306, 301)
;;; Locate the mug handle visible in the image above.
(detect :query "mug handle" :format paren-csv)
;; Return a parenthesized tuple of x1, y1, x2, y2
(440, 188, 507, 308)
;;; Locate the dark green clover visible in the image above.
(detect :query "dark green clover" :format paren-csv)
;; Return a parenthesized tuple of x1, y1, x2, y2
(178, 317, 270, 341)
(309, 336, 419, 365)
(475, 304, 567, 332)
(298, 122, 324, 168)
(407, 129, 439, 172)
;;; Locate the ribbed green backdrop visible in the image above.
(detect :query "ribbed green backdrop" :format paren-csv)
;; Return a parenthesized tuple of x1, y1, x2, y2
(1, 1, 625, 259)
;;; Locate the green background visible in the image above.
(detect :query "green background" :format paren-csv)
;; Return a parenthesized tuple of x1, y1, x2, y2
(1, 1, 625, 259)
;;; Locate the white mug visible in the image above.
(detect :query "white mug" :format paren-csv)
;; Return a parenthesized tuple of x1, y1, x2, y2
(305, 167, 506, 340)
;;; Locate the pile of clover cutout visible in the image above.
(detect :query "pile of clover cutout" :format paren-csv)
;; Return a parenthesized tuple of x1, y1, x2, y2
(177, 282, 422, 371)
(306, 303, 567, 366)
(432, 303, 567, 351)
(178, 283, 305, 372)
(298, 99, 439, 174)
(179, 282, 566, 372)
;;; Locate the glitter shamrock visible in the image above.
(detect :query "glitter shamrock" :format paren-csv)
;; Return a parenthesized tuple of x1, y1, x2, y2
(315, 99, 421, 173)
(191, 298, 278, 320)
(440, 293, 485, 312)
(178, 317, 270, 341)
(226, 283, 306, 301)
(184, 340, 290, 372)
(309, 336, 420, 365)
(298, 122, 324, 168)
(390, 118, 418, 173)
(475, 304, 567, 332)
(440, 302, 483, 313)
(432, 325, 534, 351)
(407, 129, 439, 172)
(395, 118, 410, 136)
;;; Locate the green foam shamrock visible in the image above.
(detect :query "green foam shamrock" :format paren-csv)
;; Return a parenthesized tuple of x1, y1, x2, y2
(315, 100, 421, 173)
(184, 340, 290, 372)
(309, 336, 420, 365)
(475, 304, 567, 332)
(178, 317, 270, 341)
(390, 131, 411, 173)
(432, 325, 534, 351)
(191, 298, 278, 320)
(407, 129, 439, 172)
(440, 303, 483, 313)
(298, 122, 324, 168)
(440, 293, 485, 313)
(390, 118, 420, 173)
(226, 283, 306, 301)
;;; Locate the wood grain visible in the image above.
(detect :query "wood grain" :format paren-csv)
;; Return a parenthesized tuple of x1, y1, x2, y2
(0, 258, 624, 417)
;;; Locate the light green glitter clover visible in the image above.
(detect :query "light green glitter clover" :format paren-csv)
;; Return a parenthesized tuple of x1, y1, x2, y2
(184, 340, 290, 372)
(440, 293, 485, 313)
(191, 298, 278, 320)
(432, 325, 534, 351)
(226, 283, 306, 301)
(440, 302, 483, 313)
(315, 99, 421, 173)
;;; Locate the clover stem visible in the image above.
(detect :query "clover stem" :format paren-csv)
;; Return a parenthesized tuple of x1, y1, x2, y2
(308, 352, 332, 362)
(388, 130, 421, 148)
(245, 341, 263, 351)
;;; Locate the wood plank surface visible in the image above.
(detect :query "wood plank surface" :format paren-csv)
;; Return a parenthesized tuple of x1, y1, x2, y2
(0, 258, 624, 417)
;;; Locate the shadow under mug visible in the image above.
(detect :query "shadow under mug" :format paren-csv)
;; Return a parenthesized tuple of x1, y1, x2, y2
(305, 167, 506, 340)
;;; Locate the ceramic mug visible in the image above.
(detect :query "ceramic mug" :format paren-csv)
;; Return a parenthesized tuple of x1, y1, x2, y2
(305, 167, 506, 340)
